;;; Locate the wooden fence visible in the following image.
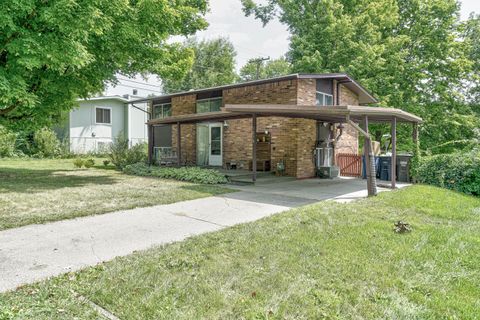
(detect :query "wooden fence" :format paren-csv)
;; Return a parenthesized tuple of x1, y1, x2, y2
(336, 153, 362, 177)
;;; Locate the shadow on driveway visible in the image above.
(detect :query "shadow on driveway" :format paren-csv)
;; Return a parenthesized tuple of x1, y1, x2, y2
(223, 177, 405, 208)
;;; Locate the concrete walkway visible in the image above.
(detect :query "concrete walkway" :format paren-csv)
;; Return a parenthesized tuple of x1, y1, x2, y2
(0, 177, 407, 293)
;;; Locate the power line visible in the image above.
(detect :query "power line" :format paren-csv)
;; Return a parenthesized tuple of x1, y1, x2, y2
(112, 83, 162, 93)
(248, 57, 270, 80)
(117, 77, 161, 88)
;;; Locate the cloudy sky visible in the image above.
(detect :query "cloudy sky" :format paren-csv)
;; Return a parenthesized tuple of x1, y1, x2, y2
(108, 0, 479, 97)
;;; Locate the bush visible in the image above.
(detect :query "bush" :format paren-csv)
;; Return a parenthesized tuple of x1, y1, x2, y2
(108, 134, 147, 169)
(33, 127, 60, 158)
(73, 158, 84, 168)
(84, 158, 95, 168)
(123, 163, 228, 184)
(103, 160, 111, 166)
(415, 150, 480, 196)
(0, 126, 17, 157)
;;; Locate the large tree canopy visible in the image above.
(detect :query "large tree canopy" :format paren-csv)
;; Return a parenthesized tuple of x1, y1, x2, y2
(239, 57, 291, 82)
(0, 0, 208, 130)
(242, 0, 479, 154)
(162, 37, 237, 93)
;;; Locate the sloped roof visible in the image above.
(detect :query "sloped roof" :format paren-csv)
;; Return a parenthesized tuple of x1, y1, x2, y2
(131, 73, 378, 105)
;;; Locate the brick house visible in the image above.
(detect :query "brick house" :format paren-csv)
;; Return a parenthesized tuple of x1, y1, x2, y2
(134, 74, 421, 185)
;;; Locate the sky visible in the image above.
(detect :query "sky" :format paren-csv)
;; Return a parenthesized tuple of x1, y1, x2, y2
(107, 0, 479, 97)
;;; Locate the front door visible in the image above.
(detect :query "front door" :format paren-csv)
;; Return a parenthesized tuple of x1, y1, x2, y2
(208, 124, 222, 166)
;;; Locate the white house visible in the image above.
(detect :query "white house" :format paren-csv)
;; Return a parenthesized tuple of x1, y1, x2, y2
(68, 95, 149, 154)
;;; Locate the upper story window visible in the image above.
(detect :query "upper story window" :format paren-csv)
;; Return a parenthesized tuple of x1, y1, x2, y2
(196, 97, 223, 113)
(96, 107, 111, 124)
(316, 79, 334, 106)
(153, 103, 172, 119)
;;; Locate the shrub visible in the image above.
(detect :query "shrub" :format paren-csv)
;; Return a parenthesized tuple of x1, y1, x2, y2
(103, 160, 111, 166)
(123, 163, 228, 184)
(108, 134, 147, 169)
(415, 150, 480, 196)
(33, 127, 60, 158)
(0, 126, 17, 157)
(84, 158, 95, 168)
(73, 158, 84, 168)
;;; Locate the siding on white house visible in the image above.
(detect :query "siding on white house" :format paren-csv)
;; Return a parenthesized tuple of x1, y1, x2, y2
(69, 97, 148, 154)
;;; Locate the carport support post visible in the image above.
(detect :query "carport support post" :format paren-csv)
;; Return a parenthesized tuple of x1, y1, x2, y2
(177, 122, 181, 167)
(252, 114, 257, 182)
(391, 117, 397, 189)
(148, 125, 154, 165)
(362, 116, 377, 196)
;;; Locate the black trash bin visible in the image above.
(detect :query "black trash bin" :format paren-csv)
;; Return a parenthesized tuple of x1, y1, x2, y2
(379, 156, 391, 181)
(396, 154, 413, 182)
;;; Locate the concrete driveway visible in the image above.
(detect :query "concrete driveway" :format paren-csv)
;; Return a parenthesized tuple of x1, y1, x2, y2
(0, 177, 406, 292)
(226, 176, 408, 207)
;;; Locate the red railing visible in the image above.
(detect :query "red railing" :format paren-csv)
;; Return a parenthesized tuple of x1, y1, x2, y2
(336, 153, 362, 177)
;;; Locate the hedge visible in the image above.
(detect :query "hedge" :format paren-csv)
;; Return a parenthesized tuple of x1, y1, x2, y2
(123, 163, 228, 185)
(414, 150, 480, 196)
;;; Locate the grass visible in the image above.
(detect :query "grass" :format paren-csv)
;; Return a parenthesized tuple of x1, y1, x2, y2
(0, 158, 231, 230)
(1, 185, 479, 319)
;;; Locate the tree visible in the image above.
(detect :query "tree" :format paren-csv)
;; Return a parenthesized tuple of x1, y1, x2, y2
(162, 37, 237, 93)
(464, 14, 480, 105)
(0, 0, 208, 130)
(239, 57, 292, 81)
(241, 0, 478, 154)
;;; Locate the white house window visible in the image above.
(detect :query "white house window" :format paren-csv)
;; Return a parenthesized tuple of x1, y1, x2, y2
(153, 103, 172, 119)
(96, 108, 111, 124)
(316, 79, 334, 106)
(196, 97, 222, 113)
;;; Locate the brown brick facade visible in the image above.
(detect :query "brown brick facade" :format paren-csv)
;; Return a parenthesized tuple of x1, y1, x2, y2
(335, 84, 359, 156)
(163, 78, 360, 178)
(171, 94, 196, 165)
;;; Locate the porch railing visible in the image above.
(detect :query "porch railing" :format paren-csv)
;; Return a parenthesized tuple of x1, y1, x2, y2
(154, 147, 178, 166)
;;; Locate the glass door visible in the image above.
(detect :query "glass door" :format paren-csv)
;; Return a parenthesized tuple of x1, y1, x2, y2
(208, 124, 222, 166)
(196, 124, 209, 166)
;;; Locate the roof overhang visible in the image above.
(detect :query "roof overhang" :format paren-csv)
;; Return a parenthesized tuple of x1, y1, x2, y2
(148, 104, 422, 125)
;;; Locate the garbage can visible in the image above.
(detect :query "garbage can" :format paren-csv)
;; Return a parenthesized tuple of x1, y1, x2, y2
(396, 154, 413, 182)
(379, 156, 391, 181)
(362, 156, 380, 179)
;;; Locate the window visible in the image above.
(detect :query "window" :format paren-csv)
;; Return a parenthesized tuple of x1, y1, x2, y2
(153, 103, 172, 119)
(96, 107, 111, 124)
(196, 98, 222, 113)
(316, 79, 334, 106)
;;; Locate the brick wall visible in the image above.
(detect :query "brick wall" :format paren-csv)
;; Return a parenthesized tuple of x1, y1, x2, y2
(165, 78, 361, 178)
(172, 94, 196, 165)
(222, 79, 300, 175)
(336, 84, 359, 156)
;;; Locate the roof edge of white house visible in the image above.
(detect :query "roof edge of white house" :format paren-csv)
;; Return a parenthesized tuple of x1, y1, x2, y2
(77, 95, 147, 103)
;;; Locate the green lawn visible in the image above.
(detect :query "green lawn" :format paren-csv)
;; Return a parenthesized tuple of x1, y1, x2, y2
(0, 158, 231, 230)
(1, 185, 479, 319)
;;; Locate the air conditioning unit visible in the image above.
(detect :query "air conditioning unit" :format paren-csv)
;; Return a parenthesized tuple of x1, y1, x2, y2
(317, 166, 339, 179)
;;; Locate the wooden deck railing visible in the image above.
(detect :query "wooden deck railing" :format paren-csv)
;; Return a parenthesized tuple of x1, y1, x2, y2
(336, 153, 362, 177)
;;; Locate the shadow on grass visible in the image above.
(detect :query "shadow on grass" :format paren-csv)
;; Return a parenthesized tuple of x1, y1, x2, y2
(179, 184, 235, 196)
(0, 168, 120, 194)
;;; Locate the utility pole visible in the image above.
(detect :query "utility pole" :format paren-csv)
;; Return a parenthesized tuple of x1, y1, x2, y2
(249, 57, 270, 80)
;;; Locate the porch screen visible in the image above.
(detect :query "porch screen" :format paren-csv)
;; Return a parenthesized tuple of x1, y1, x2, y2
(196, 124, 209, 166)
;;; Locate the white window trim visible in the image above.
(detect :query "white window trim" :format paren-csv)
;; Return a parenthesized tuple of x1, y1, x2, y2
(95, 106, 112, 125)
(152, 103, 172, 119)
(316, 91, 334, 106)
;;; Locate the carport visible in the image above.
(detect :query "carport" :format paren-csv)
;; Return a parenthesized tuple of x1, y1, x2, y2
(147, 104, 422, 197)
